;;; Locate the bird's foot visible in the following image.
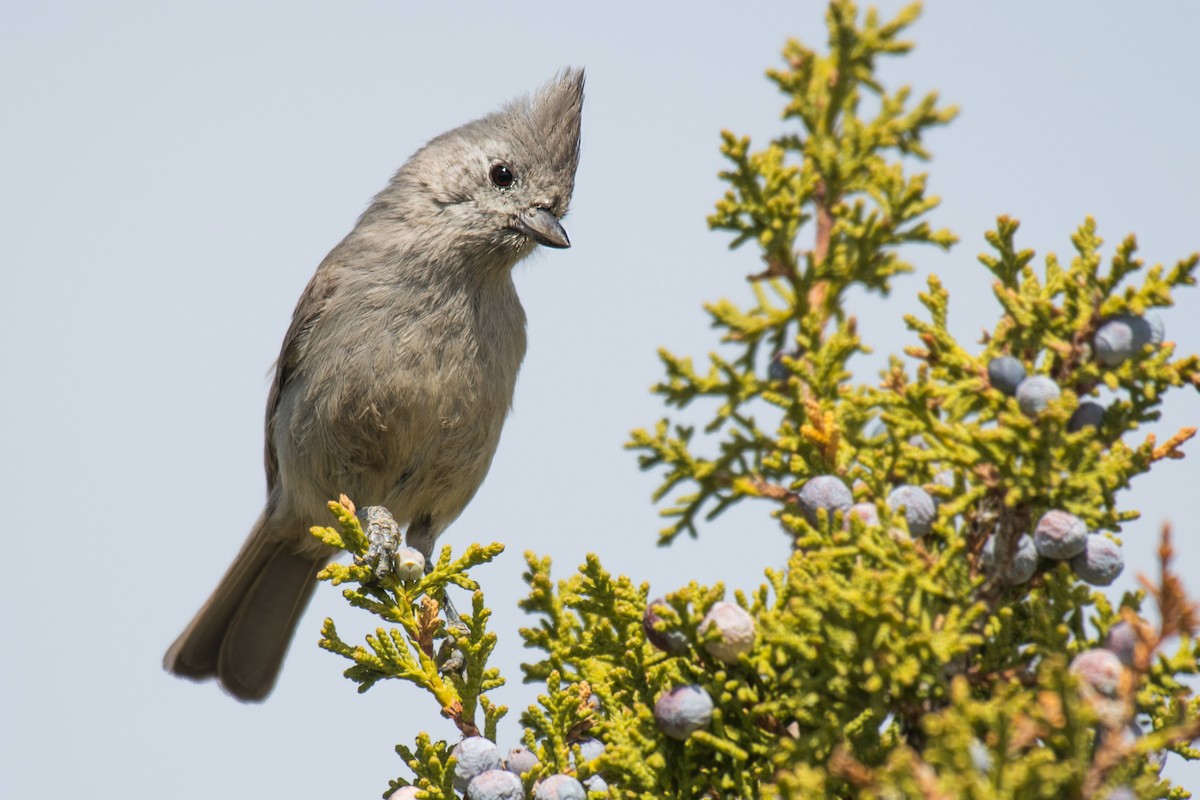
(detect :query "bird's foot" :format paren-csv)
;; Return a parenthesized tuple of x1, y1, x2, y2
(356, 506, 403, 582)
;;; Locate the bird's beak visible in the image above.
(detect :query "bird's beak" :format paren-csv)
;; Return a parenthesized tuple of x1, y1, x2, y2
(516, 207, 571, 249)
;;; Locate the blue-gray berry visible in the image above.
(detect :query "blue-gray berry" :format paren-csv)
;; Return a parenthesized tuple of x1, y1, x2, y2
(505, 746, 541, 777)
(980, 536, 995, 570)
(452, 737, 504, 792)
(1069, 534, 1124, 586)
(1070, 648, 1124, 698)
(390, 787, 421, 800)
(700, 601, 756, 664)
(393, 546, 426, 582)
(1070, 648, 1128, 727)
(843, 502, 879, 529)
(654, 684, 714, 740)
(1094, 315, 1152, 367)
(1121, 314, 1153, 347)
(1067, 401, 1105, 433)
(534, 774, 588, 800)
(1104, 621, 1138, 667)
(987, 356, 1026, 396)
(571, 740, 607, 793)
(1033, 510, 1088, 560)
(1016, 375, 1061, 417)
(968, 739, 993, 774)
(886, 484, 936, 537)
(1145, 310, 1165, 346)
(982, 535, 1038, 585)
(1003, 535, 1039, 585)
(643, 598, 688, 655)
(584, 775, 609, 794)
(797, 475, 853, 527)
(768, 348, 802, 382)
(468, 770, 525, 800)
(574, 738, 605, 764)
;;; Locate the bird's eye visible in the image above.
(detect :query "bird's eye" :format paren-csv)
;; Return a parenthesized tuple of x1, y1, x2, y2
(489, 163, 515, 189)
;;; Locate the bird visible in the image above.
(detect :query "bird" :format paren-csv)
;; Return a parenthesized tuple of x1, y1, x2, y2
(164, 69, 584, 701)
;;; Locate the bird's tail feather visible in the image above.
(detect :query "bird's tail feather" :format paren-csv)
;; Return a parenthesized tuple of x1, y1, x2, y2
(163, 511, 326, 701)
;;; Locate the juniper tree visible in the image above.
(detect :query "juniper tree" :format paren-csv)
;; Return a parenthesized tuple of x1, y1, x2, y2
(311, 3, 1200, 797)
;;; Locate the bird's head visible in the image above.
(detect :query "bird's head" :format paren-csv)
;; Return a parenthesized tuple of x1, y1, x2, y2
(368, 69, 585, 267)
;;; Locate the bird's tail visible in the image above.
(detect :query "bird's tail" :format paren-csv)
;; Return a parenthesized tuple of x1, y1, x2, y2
(163, 511, 327, 701)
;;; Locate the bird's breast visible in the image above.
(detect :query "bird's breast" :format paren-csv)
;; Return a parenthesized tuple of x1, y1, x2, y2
(276, 272, 528, 523)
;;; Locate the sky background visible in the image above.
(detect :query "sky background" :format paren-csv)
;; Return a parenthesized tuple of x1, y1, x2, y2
(3, 2, 1199, 797)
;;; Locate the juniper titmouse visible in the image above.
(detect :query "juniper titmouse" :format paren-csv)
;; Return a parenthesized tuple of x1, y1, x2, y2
(164, 69, 585, 701)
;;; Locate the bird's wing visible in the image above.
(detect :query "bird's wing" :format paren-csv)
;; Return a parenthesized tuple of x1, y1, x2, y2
(264, 265, 339, 492)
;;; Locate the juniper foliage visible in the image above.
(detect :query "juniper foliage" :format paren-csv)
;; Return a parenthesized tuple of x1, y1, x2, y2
(313, 3, 1200, 798)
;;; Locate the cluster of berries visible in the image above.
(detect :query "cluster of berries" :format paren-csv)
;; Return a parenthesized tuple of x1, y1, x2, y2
(405, 736, 607, 800)
(989, 312, 1164, 422)
(977, 313, 1164, 587)
(1068, 620, 1165, 785)
(642, 600, 757, 740)
(983, 510, 1123, 587)
(988, 356, 1085, 424)
(798, 475, 939, 539)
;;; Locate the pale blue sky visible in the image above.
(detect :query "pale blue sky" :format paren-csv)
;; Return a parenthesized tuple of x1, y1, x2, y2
(2, 2, 1198, 797)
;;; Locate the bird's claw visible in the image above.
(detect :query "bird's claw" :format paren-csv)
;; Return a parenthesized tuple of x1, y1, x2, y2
(436, 620, 470, 676)
(357, 506, 403, 581)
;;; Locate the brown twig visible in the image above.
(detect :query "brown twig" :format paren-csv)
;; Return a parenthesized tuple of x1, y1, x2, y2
(1083, 525, 1199, 795)
(1138, 525, 1199, 642)
(826, 746, 875, 789)
(442, 699, 479, 738)
(415, 596, 440, 659)
(1150, 427, 1196, 462)
(746, 476, 798, 504)
(813, 180, 833, 267)
(749, 254, 798, 282)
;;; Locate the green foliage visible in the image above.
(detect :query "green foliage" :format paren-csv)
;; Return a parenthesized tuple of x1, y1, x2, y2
(315, 498, 505, 721)
(890, 217, 1200, 539)
(312, 498, 508, 799)
(314, 2, 1200, 798)
(619, 0, 1200, 795)
(629, 0, 957, 545)
(391, 733, 458, 800)
(517, 671, 603, 779)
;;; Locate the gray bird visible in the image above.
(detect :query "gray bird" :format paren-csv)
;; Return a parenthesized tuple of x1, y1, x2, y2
(164, 69, 584, 701)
